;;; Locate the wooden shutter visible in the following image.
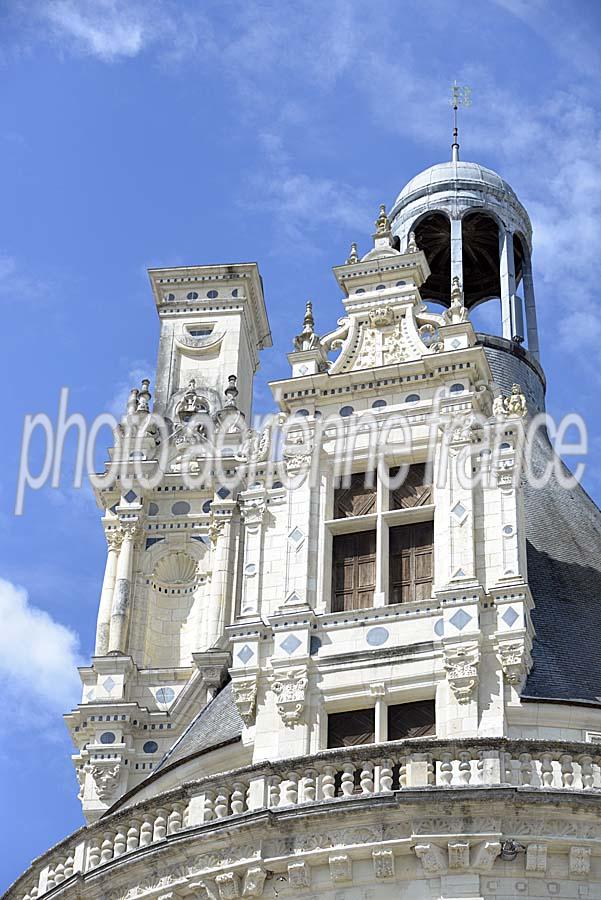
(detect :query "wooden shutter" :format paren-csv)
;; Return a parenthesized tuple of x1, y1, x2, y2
(332, 530, 376, 611)
(389, 522, 433, 604)
(334, 472, 377, 518)
(327, 709, 375, 748)
(387, 699, 435, 740)
(390, 463, 432, 509)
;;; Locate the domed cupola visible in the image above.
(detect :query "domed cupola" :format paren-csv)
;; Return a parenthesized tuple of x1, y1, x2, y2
(389, 152, 540, 363)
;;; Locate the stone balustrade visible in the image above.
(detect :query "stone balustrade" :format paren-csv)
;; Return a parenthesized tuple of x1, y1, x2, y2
(11, 737, 601, 900)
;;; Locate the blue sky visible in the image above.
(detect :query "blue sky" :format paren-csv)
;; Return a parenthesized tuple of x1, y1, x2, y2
(1, 0, 601, 889)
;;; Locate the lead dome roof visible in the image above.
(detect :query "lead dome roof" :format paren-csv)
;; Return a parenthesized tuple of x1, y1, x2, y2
(393, 160, 521, 207)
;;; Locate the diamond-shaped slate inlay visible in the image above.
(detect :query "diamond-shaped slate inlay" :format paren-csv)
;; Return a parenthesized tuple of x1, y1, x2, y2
(451, 502, 467, 521)
(237, 644, 254, 664)
(280, 634, 302, 655)
(502, 606, 519, 627)
(450, 608, 472, 631)
(434, 618, 444, 637)
(124, 490, 137, 504)
(103, 677, 116, 693)
(451, 338, 462, 349)
(288, 527, 304, 546)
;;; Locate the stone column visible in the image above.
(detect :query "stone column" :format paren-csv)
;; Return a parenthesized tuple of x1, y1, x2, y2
(450, 217, 463, 292)
(239, 494, 267, 618)
(499, 227, 524, 342)
(205, 503, 236, 648)
(94, 531, 122, 655)
(108, 524, 138, 654)
(522, 251, 540, 358)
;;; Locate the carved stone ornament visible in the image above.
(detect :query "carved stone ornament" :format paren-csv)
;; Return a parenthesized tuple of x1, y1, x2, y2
(443, 276, 469, 325)
(414, 843, 447, 875)
(328, 853, 352, 883)
(526, 843, 548, 873)
(493, 383, 527, 419)
(372, 849, 395, 879)
(215, 871, 240, 899)
(242, 865, 266, 897)
(294, 301, 321, 352)
(271, 668, 308, 726)
(444, 643, 480, 704)
(472, 840, 501, 872)
(569, 846, 591, 876)
(496, 638, 528, 685)
(90, 762, 121, 801)
(369, 305, 394, 327)
(448, 841, 470, 869)
(240, 498, 267, 531)
(232, 676, 258, 727)
(287, 861, 311, 888)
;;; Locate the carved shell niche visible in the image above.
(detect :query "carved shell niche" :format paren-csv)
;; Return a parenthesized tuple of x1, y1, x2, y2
(153, 552, 197, 586)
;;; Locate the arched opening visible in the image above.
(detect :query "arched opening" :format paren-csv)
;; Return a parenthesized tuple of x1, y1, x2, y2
(461, 211, 501, 306)
(513, 233, 525, 291)
(413, 213, 451, 304)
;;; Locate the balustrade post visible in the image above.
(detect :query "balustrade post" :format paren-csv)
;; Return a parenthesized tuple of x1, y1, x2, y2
(153, 808, 168, 842)
(100, 832, 114, 865)
(268, 775, 282, 808)
(302, 769, 317, 803)
(519, 753, 533, 786)
(579, 755, 594, 790)
(88, 840, 101, 870)
(540, 753, 554, 788)
(360, 761, 375, 795)
(341, 763, 355, 797)
(560, 754, 574, 788)
(321, 766, 336, 799)
(214, 788, 230, 819)
(167, 802, 184, 834)
(126, 819, 140, 852)
(64, 857, 74, 879)
(139, 815, 154, 847)
(458, 751, 472, 785)
(231, 782, 248, 815)
(379, 758, 394, 793)
(284, 771, 300, 806)
(113, 826, 127, 857)
(440, 752, 453, 786)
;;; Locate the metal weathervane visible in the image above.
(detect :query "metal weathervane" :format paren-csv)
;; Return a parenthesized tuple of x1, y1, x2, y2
(450, 81, 472, 161)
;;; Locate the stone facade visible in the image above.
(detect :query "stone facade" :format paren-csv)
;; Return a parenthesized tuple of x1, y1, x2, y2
(6, 154, 601, 900)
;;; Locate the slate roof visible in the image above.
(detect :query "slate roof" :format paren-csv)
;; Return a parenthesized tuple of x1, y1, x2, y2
(523, 427, 601, 705)
(155, 682, 244, 773)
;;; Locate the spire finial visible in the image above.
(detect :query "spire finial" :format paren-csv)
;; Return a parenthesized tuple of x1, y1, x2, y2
(374, 204, 391, 238)
(294, 300, 321, 351)
(450, 81, 472, 162)
(346, 241, 359, 264)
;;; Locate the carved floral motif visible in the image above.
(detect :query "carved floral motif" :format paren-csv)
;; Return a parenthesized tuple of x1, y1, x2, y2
(271, 668, 308, 725)
(232, 677, 258, 727)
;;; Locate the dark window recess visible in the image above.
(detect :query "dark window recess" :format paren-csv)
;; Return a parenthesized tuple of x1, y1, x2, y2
(334, 472, 377, 518)
(387, 699, 435, 740)
(389, 522, 433, 604)
(390, 463, 432, 509)
(327, 708, 375, 748)
(332, 530, 376, 611)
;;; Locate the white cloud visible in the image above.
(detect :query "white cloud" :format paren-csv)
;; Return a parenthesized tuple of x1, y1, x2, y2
(41, 0, 151, 61)
(0, 577, 82, 730)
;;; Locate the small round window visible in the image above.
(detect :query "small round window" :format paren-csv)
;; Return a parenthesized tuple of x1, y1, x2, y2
(100, 732, 116, 745)
(186, 291, 199, 300)
(155, 687, 175, 704)
(231, 288, 239, 298)
(449, 383, 465, 394)
(372, 399, 387, 409)
(171, 501, 191, 516)
(340, 405, 354, 417)
(148, 502, 159, 516)
(376, 284, 386, 291)
(396, 280, 406, 287)
(143, 740, 159, 754)
(295, 408, 310, 417)
(405, 394, 420, 403)
(207, 289, 219, 299)
(165, 292, 176, 301)
(356, 288, 366, 294)
(202, 499, 212, 513)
